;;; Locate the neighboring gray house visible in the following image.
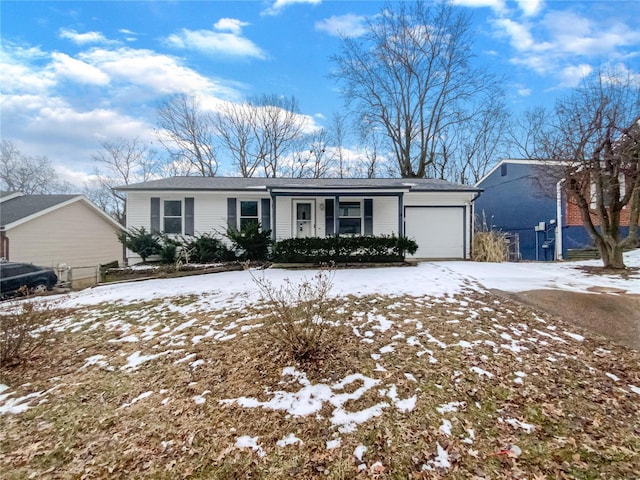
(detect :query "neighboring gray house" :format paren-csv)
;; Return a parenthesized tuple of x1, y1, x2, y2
(116, 177, 481, 264)
(0, 192, 124, 286)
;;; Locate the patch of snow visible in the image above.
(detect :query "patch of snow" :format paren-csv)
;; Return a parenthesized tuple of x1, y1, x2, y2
(404, 373, 417, 382)
(193, 390, 210, 404)
(439, 419, 452, 437)
(504, 418, 535, 433)
(422, 442, 451, 471)
(79, 354, 111, 370)
(277, 433, 303, 447)
(119, 391, 153, 409)
(108, 335, 139, 343)
(436, 401, 465, 414)
(326, 438, 341, 449)
(470, 366, 494, 378)
(629, 385, 640, 395)
(235, 435, 266, 457)
(354, 445, 367, 461)
(563, 331, 585, 341)
(121, 350, 172, 371)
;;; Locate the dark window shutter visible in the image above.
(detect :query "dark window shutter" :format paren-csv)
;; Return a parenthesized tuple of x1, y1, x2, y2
(185, 197, 195, 236)
(150, 197, 160, 233)
(261, 198, 271, 232)
(227, 198, 237, 229)
(325, 198, 334, 235)
(364, 198, 373, 235)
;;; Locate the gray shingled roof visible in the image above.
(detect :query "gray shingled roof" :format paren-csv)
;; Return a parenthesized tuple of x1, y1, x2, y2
(0, 191, 21, 199)
(116, 176, 479, 192)
(0, 195, 78, 227)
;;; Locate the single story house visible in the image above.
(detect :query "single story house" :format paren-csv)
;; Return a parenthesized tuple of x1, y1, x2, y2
(116, 177, 481, 264)
(474, 159, 636, 261)
(0, 192, 124, 287)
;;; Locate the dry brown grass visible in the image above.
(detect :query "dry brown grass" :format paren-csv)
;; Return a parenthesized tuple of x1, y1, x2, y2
(1, 290, 639, 479)
(473, 231, 509, 263)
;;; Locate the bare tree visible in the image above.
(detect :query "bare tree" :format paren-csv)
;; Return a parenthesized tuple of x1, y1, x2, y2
(156, 93, 218, 176)
(250, 94, 305, 177)
(507, 106, 551, 160)
(87, 137, 160, 224)
(0, 140, 71, 194)
(213, 100, 262, 177)
(288, 129, 334, 178)
(328, 112, 351, 178)
(536, 70, 640, 268)
(331, 0, 502, 179)
(356, 115, 386, 178)
(437, 96, 510, 184)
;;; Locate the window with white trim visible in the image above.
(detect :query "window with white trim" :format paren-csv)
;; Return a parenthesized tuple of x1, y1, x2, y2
(338, 201, 361, 235)
(163, 200, 182, 234)
(240, 200, 259, 228)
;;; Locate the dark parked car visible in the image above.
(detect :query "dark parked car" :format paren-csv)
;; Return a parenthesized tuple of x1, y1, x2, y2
(0, 262, 58, 298)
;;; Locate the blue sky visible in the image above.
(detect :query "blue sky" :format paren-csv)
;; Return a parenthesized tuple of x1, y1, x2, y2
(1, 0, 639, 186)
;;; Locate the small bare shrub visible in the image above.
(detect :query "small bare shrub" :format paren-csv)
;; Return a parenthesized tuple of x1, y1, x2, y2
(1, 301, 66, 367)
(250, 269, 340, 362)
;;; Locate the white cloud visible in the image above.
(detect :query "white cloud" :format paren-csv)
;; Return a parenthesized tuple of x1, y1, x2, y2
(0, 50, 55, 94)
(263, 0, 321, 16)
(213, 18, 249, 35)
(491, 5, 640, 88)
(517, 87, 531, 97)
(165, 20, 265, 59)
(515, 0, 543, 17)
(453, 0, 506, 15)
(51, 52, 110, 85)
(78, 47, 241, 99)
(493, 18, 537, 52)
(315, 14, 368, 38)
(557, 64, 592, 87)
(59, 28, 111, 45)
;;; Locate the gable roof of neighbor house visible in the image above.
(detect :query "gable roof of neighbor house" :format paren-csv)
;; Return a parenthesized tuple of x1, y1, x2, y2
(116, 176, 480, 193)
(0, 192, 124, 231)
(475, 159, 567, 188)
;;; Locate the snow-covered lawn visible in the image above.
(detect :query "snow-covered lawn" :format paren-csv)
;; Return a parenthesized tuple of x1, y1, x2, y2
(39, 248, 640, 310)
(1, 251, 639, 478)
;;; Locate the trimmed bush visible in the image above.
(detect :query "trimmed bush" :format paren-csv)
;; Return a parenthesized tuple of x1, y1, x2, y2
(272, 235, 418, 263)
(183, 233, 234, 263)
(226, 222, 272, 260)
(117, 227, 161, 262)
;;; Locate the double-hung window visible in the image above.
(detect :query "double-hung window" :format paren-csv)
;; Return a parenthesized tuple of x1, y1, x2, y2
(338, 201, 361, 235)
(240, 200, 259, 228)
(163, 200, 182, 234)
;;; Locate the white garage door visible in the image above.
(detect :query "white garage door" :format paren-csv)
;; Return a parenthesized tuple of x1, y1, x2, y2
(405, 207, 465, 259)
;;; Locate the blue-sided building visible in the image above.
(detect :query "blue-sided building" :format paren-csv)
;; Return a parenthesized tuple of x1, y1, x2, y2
(474, 159, 595, 261)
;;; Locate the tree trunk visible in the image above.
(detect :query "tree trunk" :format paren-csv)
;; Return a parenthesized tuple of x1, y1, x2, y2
(598, 242, 625, 269)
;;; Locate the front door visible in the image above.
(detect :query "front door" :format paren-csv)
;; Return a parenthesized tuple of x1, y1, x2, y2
(294, 200, 315, 238)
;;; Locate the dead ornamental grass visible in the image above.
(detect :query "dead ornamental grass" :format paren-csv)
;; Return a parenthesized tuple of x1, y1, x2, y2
(1, 290, 639, 479)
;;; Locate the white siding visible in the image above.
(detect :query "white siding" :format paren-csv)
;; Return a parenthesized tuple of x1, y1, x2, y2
(8, 200, 123, 277)
(125, 191, 271, 263)
(193, 193, 228, 235)
(373, 196, 399, 236)
(275, 196, 293, 240)
(126, 192, 151, 230)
